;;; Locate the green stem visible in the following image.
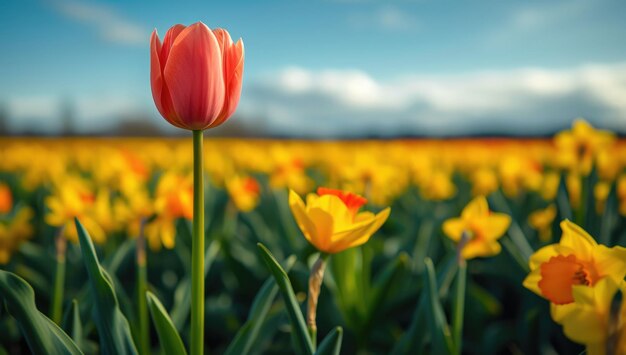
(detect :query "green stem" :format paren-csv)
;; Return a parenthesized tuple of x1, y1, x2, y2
(50, 227, 66, 324)
(452, 261, 467, 355)
(191, 129, 205, 355)
(136, 219, 149, 355)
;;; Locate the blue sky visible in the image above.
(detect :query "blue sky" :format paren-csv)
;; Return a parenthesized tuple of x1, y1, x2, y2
(1, 0, 626, 136)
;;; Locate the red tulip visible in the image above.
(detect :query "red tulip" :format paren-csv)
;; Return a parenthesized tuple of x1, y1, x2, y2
(150, 22, 244, 130)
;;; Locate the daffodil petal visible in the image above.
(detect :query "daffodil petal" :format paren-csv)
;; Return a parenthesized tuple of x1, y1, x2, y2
(559, 220, 597, 260)
(462, 196, 488, 219)
(442, 218, 466, 241)
(288, 190, 318, 246)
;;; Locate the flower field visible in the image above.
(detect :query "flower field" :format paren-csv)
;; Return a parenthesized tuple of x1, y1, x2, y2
(0, 119, 625, 354)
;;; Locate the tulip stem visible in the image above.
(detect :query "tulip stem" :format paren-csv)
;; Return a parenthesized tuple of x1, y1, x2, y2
(136, 219, 149, 355)
(50, 226, 66, 325)
(307, 253, 328, 350)
(191, 129, 205, 355)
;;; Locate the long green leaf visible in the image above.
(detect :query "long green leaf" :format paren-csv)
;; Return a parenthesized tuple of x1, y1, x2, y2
(75, 218, 138, 355)
(146, 292, 187, 355)
(0, 270, 83, 355)
(62, 300, 83, 350)
(390, 256, 457, 355)
(225, 255, 297, 355)
(315, 327, 343, 355)
(257, 243, 314, 355)
(424, 258, 454, 355)
(451, 262, 467, 355)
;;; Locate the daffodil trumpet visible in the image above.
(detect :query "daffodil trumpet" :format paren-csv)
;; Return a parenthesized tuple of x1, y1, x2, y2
(50, 226, 67, 325)
(307, 253, 328, 349)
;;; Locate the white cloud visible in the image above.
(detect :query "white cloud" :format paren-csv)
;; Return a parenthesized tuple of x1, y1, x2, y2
(240, 62, 626, 137)
(51, 0, 148, 46)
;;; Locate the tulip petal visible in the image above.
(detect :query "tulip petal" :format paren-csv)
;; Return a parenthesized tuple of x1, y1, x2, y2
(210, 35, 244, 128)
(160, 24, 186, 66)
(150, 30, 181, 128)
(164, 22, 225, 130)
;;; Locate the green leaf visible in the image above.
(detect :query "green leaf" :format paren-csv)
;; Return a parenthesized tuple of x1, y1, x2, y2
(75, 218, 138, 355)
(146, 292, 187, 355)
(368, 252, 409, 319)
(0, 270, 83, 355)
(315, 327, 343, 355)
(257, 243, 314, 355)
(170, 240, 220, 330)
(62, 300, 83, 351)
(225, 255, 297, 355)
(451, 262, 467, 355)
(424, 258, 454, 355)
(390, 256, 457, 355)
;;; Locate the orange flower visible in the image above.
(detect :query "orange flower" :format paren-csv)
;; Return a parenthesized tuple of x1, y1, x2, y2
(442, 196, 511, 259)
(523, 220, 626, 307)
(289, 188, 390, 254)
(0, 183, 12, 214)
(150, 22, 244, 130)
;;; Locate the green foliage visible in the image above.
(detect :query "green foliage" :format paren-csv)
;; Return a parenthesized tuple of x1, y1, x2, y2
(257, 243, 315, 355)
(75, 218, 138, 355)
(0, 270, 82, 355)
(146, 291, 187, 355)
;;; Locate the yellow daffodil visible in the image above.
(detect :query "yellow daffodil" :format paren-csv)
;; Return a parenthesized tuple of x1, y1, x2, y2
(594, 181, 611, 214)
(471, 168, 498, 196)
(442, 196, 511, 259)
(289, 187, 390, 254)
(226, 175, 261, 212)
(550, 277, 625, 355)
(45, 176, 105, 243)
(523, 221, 626, 313)
(528, 204, 557, 242)
(541, 171, 561, 201)
(0, 207, 34, 264)
(555, 119, 615, 176)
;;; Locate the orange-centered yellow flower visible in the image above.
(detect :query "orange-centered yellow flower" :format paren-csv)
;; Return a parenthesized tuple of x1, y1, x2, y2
(551, 277, 626, 355)
(289, 187, 390, 254)
(226, 175, 261, 212)
(442, 196, 511, 260)
(523, 220, 626, 306)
